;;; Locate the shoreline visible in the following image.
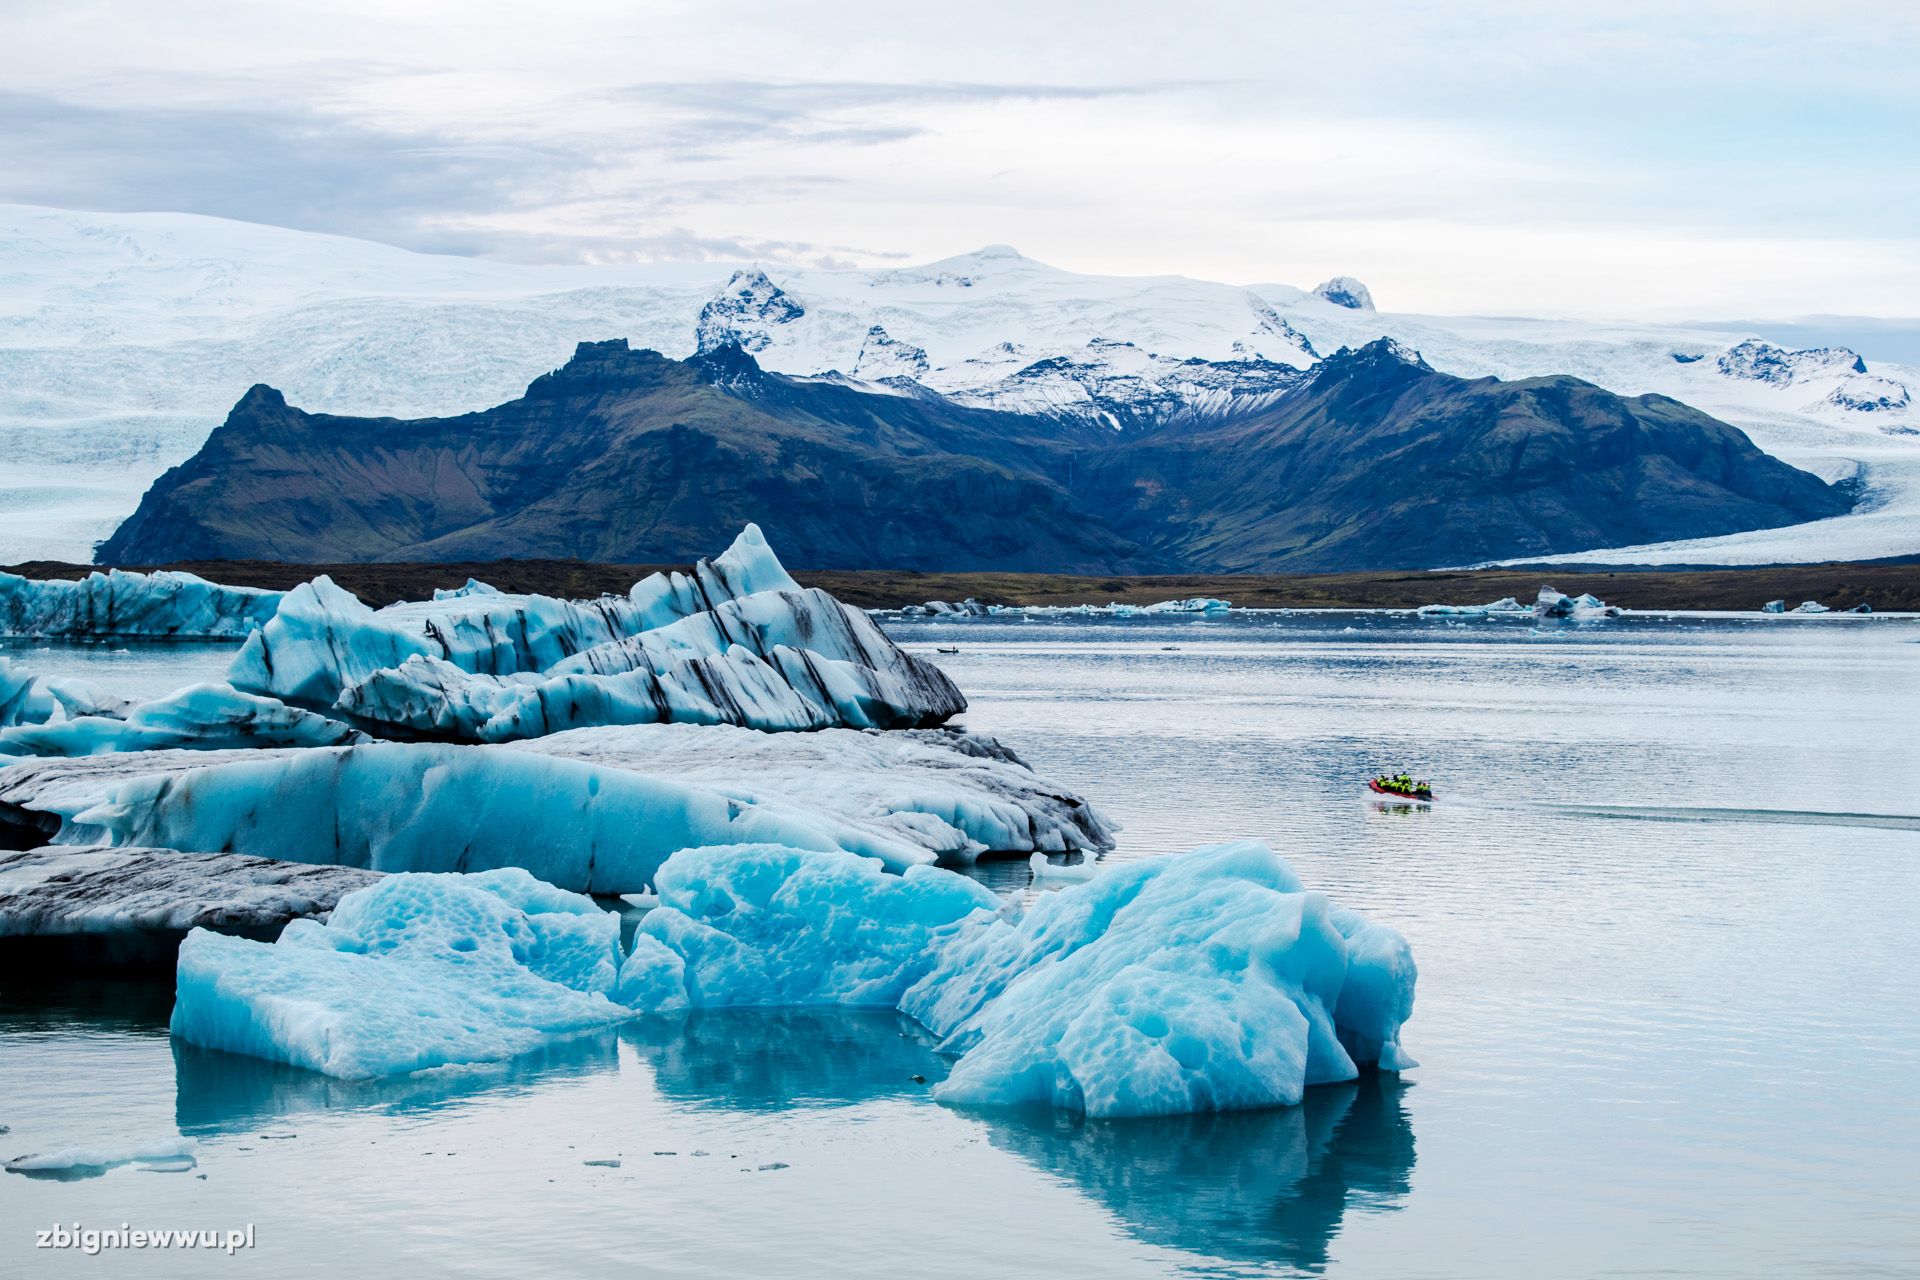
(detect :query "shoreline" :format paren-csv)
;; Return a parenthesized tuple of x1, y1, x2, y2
(8, 558, 1920, 613)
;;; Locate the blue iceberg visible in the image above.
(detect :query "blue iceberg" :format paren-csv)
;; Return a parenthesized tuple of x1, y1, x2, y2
(172, 869, 638, 1078)
(1, 683, 367, 756)
(185, 842, 1415, 1118)
(0, 569, 281, 639)
(224, 524, 963, 741)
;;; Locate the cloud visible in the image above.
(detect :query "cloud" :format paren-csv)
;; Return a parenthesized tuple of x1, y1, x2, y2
(0, 91, 584, 249)
(0, 2, 1913, 315)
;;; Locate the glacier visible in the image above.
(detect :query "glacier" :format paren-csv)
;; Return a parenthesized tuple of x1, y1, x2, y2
(179, 841, 1416, 1118)
(0, 569, 282, 639)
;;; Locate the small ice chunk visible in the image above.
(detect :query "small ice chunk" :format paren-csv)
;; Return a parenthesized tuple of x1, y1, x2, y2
(6, 1138, 197, 1174)
(1030, 852, 1100, 882)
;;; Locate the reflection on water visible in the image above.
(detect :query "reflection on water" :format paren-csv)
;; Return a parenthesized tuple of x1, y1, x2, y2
(625, 1007, 947, 1112)
(627, 1006, 1413, 1272)
(173, 1032, 622, 1135)
(984, 1075, 1415, 1274)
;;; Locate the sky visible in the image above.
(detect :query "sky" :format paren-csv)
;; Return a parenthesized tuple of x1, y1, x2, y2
(2, 0, 1916, 319)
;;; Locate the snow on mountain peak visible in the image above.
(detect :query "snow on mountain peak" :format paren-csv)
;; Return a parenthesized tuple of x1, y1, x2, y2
(1313, 277, 1375, 311)
(1716, 337, 1867, 385)
(694, 268, 805, 354)
(851, 324, 931, 380)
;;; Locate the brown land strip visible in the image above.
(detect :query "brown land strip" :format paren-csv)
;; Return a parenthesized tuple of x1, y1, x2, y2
(9, 559, 1920, 613)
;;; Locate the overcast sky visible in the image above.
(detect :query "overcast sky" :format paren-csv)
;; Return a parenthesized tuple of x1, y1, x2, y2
(4, 0, 1916, 318)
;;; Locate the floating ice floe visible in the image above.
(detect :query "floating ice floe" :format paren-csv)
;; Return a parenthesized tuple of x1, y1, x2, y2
(0, 683, 366, 757)
(0, 569, 281, 639)
(0, 726, 1108, 885)
(172, 869, 641, 1078)
(1533, 586, 1621, 620)
(997, 598, 1233, 618)
(1762, 599, 1787, 613)
(0, 846, 377, 966)
(1791, 600, 1831, 614)
(899, 597, 1233, 619)
(5, 1138, 197, 1176)
(1415, 596, 1526, 617)
(180, 841, 1415, 1117)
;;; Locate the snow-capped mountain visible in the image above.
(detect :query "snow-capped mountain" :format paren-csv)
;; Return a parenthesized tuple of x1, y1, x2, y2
(1, 202, 1915, 565)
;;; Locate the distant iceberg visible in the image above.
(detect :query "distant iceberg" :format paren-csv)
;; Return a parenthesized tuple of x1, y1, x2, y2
(0, 569, 281, 639)
(175, 840, 1417, 1117)
(1415, 596, 1527, 618)
(900, 596, 1232, 619)
(1533, 586, 1621, 620)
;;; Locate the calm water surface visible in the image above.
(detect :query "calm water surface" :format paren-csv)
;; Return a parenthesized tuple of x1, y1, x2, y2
(3, 612, 1917, 1278)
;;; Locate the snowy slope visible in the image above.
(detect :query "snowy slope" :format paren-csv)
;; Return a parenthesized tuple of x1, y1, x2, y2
(3, 203, 1915, 564)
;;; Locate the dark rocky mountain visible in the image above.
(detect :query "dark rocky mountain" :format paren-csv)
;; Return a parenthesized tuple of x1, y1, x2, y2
(99, 341, 1150, 572)
(99, 338, 1852, 572)
(1077, 339, 1854, 571)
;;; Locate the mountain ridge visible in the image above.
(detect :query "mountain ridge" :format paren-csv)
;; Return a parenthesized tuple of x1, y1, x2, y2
(97, 338, 1851, 573)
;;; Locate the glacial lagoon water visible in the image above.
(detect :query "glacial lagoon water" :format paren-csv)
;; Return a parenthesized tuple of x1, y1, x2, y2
(3, 610, 1918, 1278)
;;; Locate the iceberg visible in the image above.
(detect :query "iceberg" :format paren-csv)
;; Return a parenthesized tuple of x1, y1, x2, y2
(179, 841, 1416, 1116)
(171, 869, 639, 1078)
(42, 676, 137, 721)
(44, 742, 886, 888)
(1790, 600, 1832, 614)
(335, 585, 964, 741)
(222, 524, 962, 742)
(0, 657, 56, 728)
(510, 724, 1116, 861)
(1533, 586, 1621, 620)
(980, 598, 1233, 619)
(905, 842, 1415, 1117)
(630, 844, 1001, 1008)
(6, 1138, 197, 1176)
(0, 729, 1109, 882)
(228, 523, 799, 707)
(0, 683, 367, 756)
(633, 840, 1416, 1118)
(1762, 599, 1787, 614)
(0, 569, 281, 639)
(1416, 596, 1525, 617)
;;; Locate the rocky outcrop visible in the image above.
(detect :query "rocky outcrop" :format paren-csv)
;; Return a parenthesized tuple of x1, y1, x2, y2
(0, 845, 378, 969)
